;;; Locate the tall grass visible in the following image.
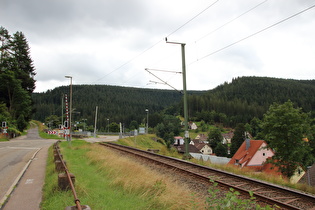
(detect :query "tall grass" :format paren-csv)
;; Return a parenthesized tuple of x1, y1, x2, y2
(118, 134, 315, 194)
(42, 140, 206, 210)
(118, 134, 182, 158)
(190, 158, 315, 194)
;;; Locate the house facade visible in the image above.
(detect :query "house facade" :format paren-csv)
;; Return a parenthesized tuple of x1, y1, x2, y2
(222, 131, 234, 145)
(228, 139, 274, 170)
(174, 136, 184, 145)
(190, 139, 213, 155)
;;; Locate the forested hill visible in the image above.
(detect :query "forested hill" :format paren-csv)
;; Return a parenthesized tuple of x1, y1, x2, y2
(32, 77, 315, 130)
(32, 85, 204, 130)
(188, 76, 315, 126)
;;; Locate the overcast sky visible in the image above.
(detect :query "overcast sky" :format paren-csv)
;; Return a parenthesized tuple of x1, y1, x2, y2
(1, 0, 315, 92)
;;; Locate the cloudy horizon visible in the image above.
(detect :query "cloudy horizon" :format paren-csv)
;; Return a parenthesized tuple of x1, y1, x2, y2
(1, 0, 315, 93)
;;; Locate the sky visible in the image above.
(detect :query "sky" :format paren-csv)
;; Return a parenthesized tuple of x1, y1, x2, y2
(1, 0, 315, 93)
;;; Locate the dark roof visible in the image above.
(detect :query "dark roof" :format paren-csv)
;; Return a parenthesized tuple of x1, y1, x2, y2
(174, 144, 201, 154)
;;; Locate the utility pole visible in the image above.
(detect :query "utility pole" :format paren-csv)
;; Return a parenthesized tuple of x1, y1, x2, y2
(145, 109, 149, 134)
(94, 106, 98, 138)
(166, 38, 189, 158)
(61, 94, 64, 129)
(65, 76, 73, 141)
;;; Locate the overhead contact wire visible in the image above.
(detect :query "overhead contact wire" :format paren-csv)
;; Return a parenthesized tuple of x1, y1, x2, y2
(193, 3, 315, 63)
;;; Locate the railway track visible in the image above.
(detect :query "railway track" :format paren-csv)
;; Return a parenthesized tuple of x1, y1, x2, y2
(100, 142, 315, 209)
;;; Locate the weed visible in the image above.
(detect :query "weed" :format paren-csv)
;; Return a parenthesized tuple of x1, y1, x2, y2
(206, 180, 276, 209)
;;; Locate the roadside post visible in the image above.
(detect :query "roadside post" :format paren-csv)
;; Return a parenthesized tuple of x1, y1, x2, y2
(2, 121, 8, 136)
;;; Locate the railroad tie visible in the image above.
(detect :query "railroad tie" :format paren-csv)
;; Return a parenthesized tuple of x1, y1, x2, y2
(284, 198, 301, 204)
(234, 183, 249, 187)
(251, 187, 265, 191)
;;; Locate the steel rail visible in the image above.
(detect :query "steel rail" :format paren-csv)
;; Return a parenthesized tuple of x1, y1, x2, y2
(101, 142, 315, 209)
(54, 142, 82, 210)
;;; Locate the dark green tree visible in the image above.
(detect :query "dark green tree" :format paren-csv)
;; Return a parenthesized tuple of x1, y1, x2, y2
(0, 27, 35, 132)
(208, 127, 223, 149)
(214, 143, 228, 157)
(230, 123, 246, 156)
(261, 100, 314, 178)
(129, 120, 139, 130)
(249, 117, 262, 139)
(11, 31, 36, 93)
(45, 115, 61, 129)
(109, 122, 119, 132)
(17, 114, 27, 132)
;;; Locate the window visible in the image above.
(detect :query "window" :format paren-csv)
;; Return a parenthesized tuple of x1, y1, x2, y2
(263, 153, 266, 156)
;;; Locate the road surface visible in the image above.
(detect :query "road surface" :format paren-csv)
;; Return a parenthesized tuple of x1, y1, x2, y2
(0, 126, 57, 207)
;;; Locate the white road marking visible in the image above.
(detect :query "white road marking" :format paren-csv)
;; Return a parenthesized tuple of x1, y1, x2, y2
(25, 179, 34, 184)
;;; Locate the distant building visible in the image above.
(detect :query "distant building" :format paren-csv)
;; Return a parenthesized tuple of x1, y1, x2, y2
(228, 139, 274, 170)
(189, 122, 198, 130)
(194, 133, 208, 142)
(174, 136, 184, 146)
(222, 131, 234, 144)
(190, 139, 213, 155)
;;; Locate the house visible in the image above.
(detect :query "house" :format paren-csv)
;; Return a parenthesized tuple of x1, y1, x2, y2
(228, 139, 274, 170)
(263, 158, 305, 184)
(190, 139, 213, 155)
(222, 131, 234, 145)
(229, 138, 306, 183)
(189, 122, 198, 130)
(174, 136, 184, 146)
(194, 133, 208, 142)
(299, 163, 315, 186)
(174, 144, 201, 154)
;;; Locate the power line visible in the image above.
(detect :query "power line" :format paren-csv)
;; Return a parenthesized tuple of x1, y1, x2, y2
(93, 1, 220, 85)
(193, 3, 315, 63)
(92, 39, 164, 83)
(145, 68, 181, 92)
(195, 0, 268, 43)
(166, 0, 220, 38)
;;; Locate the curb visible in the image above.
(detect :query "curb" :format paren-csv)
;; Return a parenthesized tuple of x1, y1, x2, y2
(0, 148, 41, 208)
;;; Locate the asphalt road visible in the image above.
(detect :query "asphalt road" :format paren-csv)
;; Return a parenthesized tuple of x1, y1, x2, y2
(0, 127, 57, 205)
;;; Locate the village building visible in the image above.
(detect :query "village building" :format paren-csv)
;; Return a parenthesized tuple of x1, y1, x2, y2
(173, 134, 213, 155)
(299, 163, 315, 186)
(228, 138, 306, 183)
(190, 139, 213, 155)
(194, 133, 208, 142)
(228, 139, 274, 170)
(174, 144, 201, 154)
(173, 136, 184, 146)
(189, 122, 198, 130)
(222, 131, 234, 145)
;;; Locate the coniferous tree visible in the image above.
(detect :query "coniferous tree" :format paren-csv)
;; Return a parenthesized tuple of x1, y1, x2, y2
(230, 123, 246, 156)
(0, 27, 35, 131)
(208, 127, 223, 149)
(11, 31, 36, 93)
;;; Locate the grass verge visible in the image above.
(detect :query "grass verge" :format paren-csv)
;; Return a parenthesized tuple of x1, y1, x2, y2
(118, 134, 315, 195)
(41, 140, 206, 210)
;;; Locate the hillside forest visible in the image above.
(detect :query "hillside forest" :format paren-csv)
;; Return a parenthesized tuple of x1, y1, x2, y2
(33, 76, 315, 132)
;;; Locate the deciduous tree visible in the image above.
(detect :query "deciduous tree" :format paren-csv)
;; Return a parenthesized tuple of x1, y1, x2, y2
(261, 100, 314, 178)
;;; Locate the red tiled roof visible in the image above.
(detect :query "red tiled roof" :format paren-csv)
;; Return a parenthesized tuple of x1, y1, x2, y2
(228, 140, 267, 167)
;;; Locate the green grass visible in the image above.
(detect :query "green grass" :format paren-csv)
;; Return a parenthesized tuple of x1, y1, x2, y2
(42, 141, 152, 209)
(0, 137, 8, 141)
(116, 134, 182, 158)
(41, 140, 204, 210)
